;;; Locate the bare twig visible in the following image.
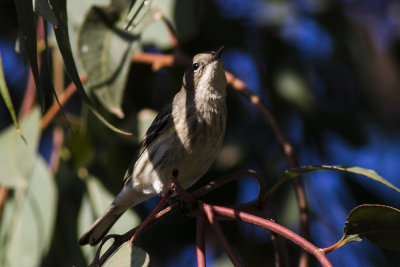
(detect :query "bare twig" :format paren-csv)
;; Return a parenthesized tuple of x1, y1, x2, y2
(40, 75, 87, 130)
(19, 17, 44, 119)
(128, 186, 172, 245)
(196, 210, 206, 267)
(0, 186, 9, 218)
(201, 202, 243, 267)
(224, 71, 310, 266)
(211, 205, 331, 267)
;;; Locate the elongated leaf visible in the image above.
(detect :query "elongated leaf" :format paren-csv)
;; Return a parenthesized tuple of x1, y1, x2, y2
(0, 108, 41, 187)
(14, 0, 44, 107)
(48, 0, 131, 135)
(103, 243, 150, 267)
(343, 204, 400, 251)
(0, 53, 24, 141)
(78, 0, 137, 118)
(0, 157, 57, 267)
(267, 165, 400, 199)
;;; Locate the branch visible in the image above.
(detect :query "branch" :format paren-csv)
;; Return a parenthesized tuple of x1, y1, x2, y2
(196, 210, 206, 267)
(224, 71, 310, 266)
(201, 202, 243, 267)
(40, 75, 86, 130)
(211, 205, 332, 267)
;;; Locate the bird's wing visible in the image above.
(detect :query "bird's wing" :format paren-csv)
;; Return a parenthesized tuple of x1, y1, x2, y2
(123, 102, 173, 184)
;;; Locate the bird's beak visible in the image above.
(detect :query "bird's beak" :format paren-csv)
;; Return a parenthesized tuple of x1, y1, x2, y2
(212, 46, 224, 60)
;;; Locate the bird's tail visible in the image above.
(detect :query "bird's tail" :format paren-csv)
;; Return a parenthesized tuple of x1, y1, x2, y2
(79, 204, 126, 246)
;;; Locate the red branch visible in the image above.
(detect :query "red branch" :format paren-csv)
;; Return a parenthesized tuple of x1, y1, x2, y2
(201, 202, 243, 267)
(211, 205, 332, 267)
(196, 210, 206, 267)
(39, 75, 86, 130)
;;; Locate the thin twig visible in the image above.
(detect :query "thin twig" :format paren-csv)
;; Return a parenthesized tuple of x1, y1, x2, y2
(225, 71, 310, 266)
(0, 186, 9, 218)
(201, 202, 243, 267)
(211, 205, 332, 267)
(40, 75, 87, 130)
(19, 17, 44, 120)
(128, 186, 172, 245)
(196, 210, 206, 267)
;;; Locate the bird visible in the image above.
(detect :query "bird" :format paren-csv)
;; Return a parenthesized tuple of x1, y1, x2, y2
(79, 46, 227, 246)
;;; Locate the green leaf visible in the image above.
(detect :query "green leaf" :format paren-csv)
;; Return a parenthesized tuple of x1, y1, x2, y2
(14, 0, 44, 107)
(140, 0, 198, 49)
(267, 165, 400, 199)
(344, 204, 400, 251)
(103, 243, 150, 267)
(48, 0, 131, 135)
(67, 126, 94, 168)
(0, 53, 25, 142)
(78, 176, 141, 264)
(0, 157, 57, 267)
(0, 108, 41, 188)
(78, 0, 137, 118)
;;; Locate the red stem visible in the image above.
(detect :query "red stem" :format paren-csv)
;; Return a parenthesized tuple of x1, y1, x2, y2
(128, 186, 172, 244)
(201, 202, 243, 267)
(196, 210, 206, 267)
(211, 205, 332, 267)
(19, 17, 44, 119)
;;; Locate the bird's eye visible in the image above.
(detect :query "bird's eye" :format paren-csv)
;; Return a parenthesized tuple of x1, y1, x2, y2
(193, 62, 199, 71)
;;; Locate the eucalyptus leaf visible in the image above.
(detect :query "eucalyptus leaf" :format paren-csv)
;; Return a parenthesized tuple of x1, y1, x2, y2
(0, 53, 24, 141)
(78, 176, 141, 264)
(78, 0, 138, 118)
(344, 204, 400, 251)
(0, 108, 41, 188)
(0, 157, 57, 267)
(48, 0, 131, 135)
(140, 0, 198, 49)
(267, 165, 400, 200)
(103, 243, 150, 267)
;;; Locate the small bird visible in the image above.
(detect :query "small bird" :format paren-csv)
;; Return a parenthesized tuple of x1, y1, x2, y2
(79, 47, 227, 246)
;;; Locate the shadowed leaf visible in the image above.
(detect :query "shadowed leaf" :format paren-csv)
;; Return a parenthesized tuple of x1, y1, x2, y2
(0, 53, 25, 142)
(344, 204, 400, 251)
(48, 0, 131, 135)
(78, 0, 137, 118)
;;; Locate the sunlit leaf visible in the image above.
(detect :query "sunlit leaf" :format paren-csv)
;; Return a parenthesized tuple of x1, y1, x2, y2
(344, 204, 400, 251)
(78, 0, 137, 118)
(267, 165, 400, 199)
(0, 53, 25, 141)
(0, 157, 57, 267)
(48, 0, 131, 135)
(78, 176, 141, 264)
(140, 0, 198, 49)
(103, 243, 150, 267)
(0, 108, 41, 187)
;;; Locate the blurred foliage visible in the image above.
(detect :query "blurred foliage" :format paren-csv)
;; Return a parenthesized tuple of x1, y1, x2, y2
(0, 0, 400, 266)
